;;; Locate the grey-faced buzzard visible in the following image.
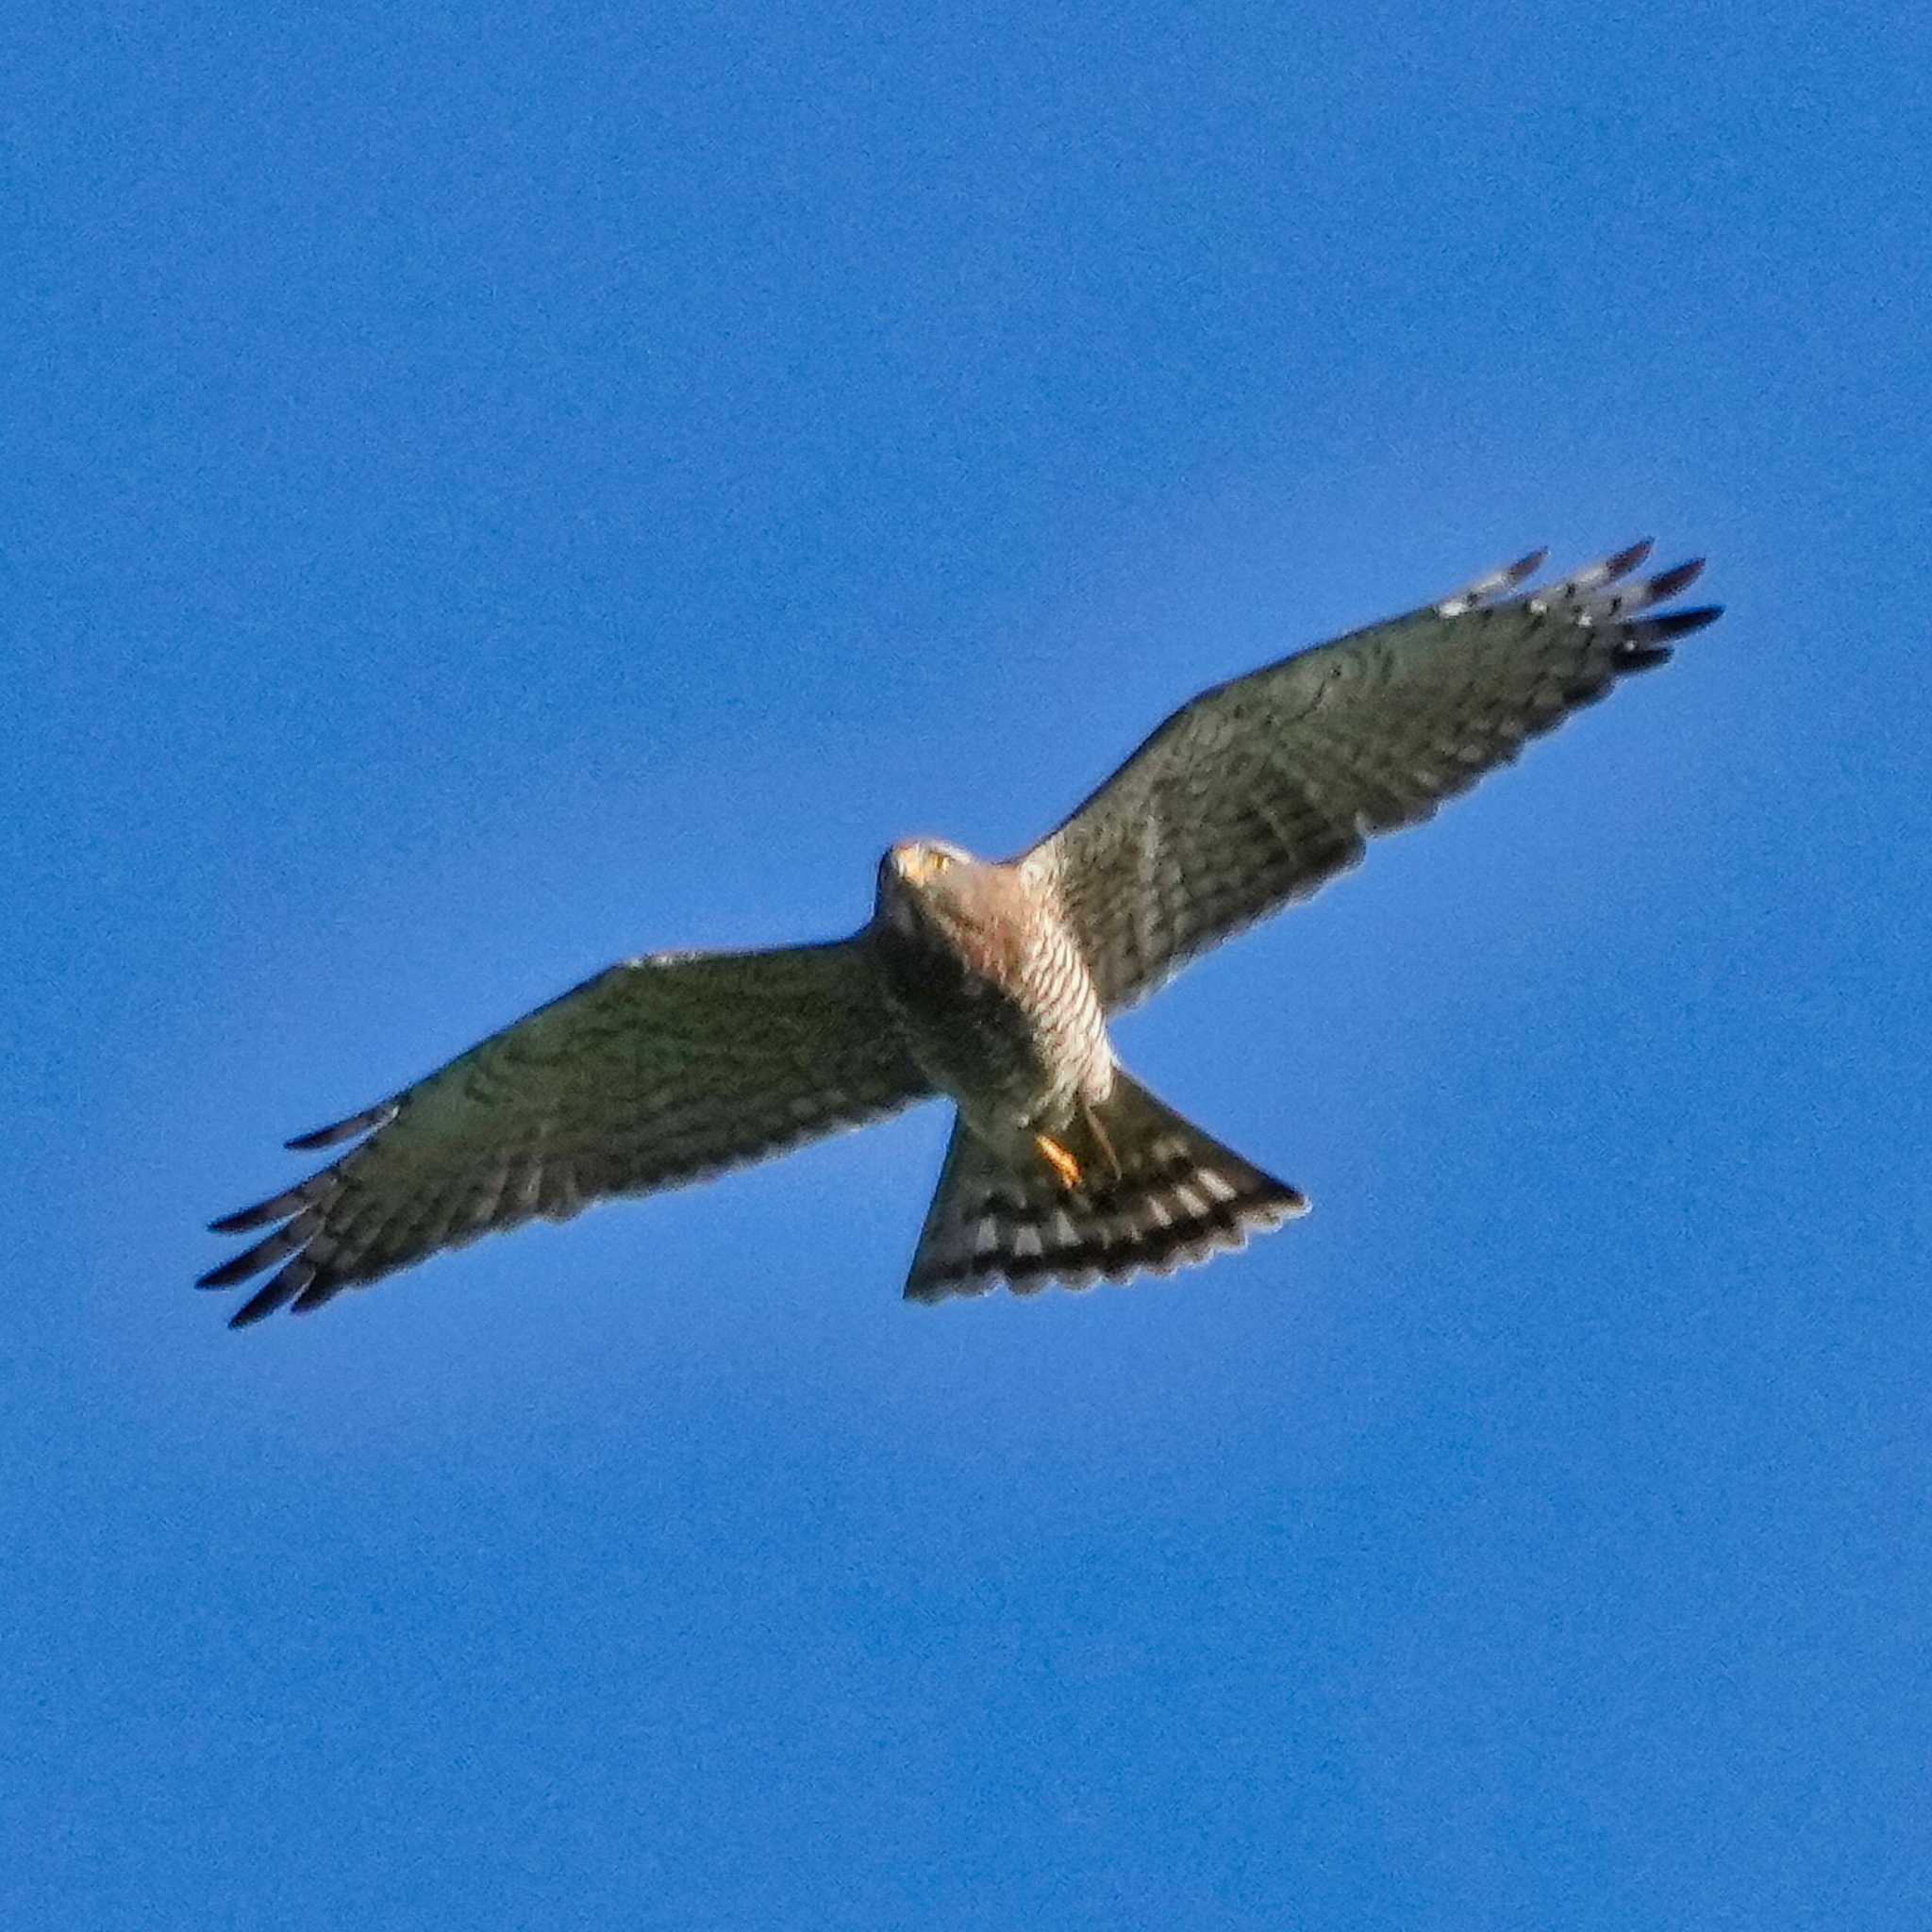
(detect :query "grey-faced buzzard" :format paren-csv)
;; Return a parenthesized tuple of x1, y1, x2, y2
(201, 541, 1720, 1325)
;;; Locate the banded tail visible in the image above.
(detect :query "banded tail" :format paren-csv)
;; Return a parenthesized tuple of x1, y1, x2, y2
(905, 1070, 1307, 1302)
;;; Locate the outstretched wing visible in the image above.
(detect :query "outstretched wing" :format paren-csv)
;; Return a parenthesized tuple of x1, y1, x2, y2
(199, 937, 928, 1326)
(1027, 541, 1723, 1012)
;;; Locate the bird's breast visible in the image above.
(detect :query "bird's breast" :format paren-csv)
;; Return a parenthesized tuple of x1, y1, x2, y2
(874, 917, 1107, 1127)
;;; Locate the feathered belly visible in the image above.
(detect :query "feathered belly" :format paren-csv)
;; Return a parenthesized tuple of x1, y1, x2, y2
(877, 935, 1095, 1133)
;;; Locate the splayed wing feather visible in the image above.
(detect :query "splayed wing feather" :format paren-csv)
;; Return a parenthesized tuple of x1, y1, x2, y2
(1032, 545, 1722, 1011)
(201, 938, 928, 1325)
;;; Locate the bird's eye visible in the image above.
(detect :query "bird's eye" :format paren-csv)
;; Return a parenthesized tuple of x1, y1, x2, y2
(927, 849, 951, 874)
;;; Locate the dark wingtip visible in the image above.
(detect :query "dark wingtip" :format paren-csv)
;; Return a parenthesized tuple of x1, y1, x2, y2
(197, 1252, 262, 1291)
(208, 1199, 288, 1236)
(1646, 603, 1724, 641)
(1644, 557, 1707, 602)
(225, 1262, 317, 1327)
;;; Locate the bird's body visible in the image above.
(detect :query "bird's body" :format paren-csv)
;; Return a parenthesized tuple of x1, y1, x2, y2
(867, 835, 1305, 1293)
(201, 541, 1723, 1326)
(874, 841, 1112, 1157)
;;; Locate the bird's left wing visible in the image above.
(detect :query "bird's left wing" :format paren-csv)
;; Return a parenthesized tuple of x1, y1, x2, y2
(199, 937, 928, 1325)
(1027, 542, 1723, 1013)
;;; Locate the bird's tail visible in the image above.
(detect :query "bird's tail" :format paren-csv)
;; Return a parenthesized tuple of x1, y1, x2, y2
(904, 1069, 1307, 1303)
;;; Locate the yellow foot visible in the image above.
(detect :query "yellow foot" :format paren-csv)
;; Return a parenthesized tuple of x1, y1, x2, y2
(1034, 1132, 1083, 1191)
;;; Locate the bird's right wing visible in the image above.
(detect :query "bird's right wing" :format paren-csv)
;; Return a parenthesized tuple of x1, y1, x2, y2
(199, 937, 929, 1325)
(1027, 542, 1722, 1013)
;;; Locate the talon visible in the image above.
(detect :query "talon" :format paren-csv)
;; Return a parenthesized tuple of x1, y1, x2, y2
(1035, 1133, 1083, 1191)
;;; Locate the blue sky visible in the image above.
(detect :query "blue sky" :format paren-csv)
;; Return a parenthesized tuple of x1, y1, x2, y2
(8, 3, 1928, 1925)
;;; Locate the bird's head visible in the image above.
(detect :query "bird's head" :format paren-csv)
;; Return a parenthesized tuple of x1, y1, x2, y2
(874, 838, 1024, 974)
(878, 838, 976, 932)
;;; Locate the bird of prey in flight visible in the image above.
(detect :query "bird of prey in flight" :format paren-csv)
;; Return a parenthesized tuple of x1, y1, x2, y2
(201, 541, 1720, 1327)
